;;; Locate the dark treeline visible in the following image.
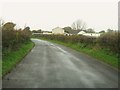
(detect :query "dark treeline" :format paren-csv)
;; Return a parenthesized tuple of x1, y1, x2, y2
(33, 31, 119, 55)
(2, 22, 32, 55)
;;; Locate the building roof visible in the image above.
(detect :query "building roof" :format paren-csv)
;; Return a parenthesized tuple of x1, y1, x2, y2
(64, 29, 82, 34)
(70, 30, 81, 34)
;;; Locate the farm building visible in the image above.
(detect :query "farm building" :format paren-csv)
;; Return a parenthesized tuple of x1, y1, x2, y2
(43, 31, 52, 35)
(78, 31, 100, 37)
(77, 31, 86, 35)
(52, 27, 64, 34)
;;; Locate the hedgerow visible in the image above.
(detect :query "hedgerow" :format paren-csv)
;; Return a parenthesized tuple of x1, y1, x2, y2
(33, 31, 119, 55)
(2, 22, 32, 56)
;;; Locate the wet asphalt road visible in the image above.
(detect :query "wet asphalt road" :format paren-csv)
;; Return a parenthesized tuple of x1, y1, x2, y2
(3, 39, 118, 88)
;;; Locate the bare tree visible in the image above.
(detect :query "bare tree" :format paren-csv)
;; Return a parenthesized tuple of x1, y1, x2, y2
(71, 19, 86, 30)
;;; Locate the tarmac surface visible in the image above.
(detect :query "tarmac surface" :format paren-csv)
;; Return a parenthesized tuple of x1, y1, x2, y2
(2, 39, 118, 88)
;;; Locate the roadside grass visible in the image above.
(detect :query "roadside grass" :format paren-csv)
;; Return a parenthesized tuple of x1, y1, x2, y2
(2, 41, 35, 77)
(37, 38, 118, 69)
(0, 60, 1, 77)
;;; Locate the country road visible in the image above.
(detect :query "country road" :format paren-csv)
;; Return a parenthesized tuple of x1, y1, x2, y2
(3, 39, 118, 88)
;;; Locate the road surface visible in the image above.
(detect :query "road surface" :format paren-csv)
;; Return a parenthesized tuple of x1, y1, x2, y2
(3, 39, 118, 88)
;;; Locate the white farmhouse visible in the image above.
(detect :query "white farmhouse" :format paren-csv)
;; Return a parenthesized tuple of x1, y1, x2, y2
(52, 27, 64, 35)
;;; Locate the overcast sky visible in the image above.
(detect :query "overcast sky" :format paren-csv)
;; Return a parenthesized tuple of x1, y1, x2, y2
(1, 0, 119, 31)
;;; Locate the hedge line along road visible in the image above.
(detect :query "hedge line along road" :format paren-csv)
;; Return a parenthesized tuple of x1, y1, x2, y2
(2, 39, 118, 88)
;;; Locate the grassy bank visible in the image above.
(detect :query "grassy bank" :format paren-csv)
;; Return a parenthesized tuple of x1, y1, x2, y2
(37, 38, 118, 70)
(2, 41, 35, 77)
(0, 60, 1, 77)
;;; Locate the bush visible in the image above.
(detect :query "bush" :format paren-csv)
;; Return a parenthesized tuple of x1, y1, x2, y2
(2, 22, 32, 55)
(97, 31, 119, 54)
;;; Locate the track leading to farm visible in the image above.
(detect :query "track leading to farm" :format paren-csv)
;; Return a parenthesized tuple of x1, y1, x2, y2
(3, 39, 118, 88)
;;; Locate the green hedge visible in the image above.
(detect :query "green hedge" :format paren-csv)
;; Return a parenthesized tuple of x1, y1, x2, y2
(33, 31, 119, 55)
(2, 22, 32, 55)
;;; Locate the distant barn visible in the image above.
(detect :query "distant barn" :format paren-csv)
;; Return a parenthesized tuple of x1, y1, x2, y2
(78, 31, 100, 37)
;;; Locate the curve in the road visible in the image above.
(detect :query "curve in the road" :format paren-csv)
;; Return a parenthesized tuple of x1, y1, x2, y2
(2, 39, 118, 88)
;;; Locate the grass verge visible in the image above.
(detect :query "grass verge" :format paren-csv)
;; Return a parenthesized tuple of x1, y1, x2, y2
(2, 41, 35, 77)
(0, 60, 1, 77)
(37, 38, 118, 70)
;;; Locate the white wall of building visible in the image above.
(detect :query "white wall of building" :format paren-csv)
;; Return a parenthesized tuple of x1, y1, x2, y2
(78, 31, 86, 35)
(77, 31, 100, 37)
(83, 33, 100, 37)
(52, 27, 64, 34)
(43, 32, 52, 35)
